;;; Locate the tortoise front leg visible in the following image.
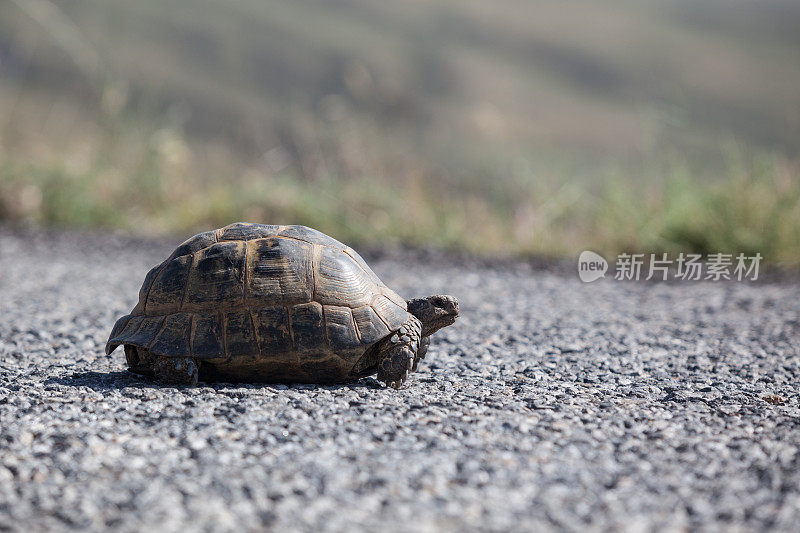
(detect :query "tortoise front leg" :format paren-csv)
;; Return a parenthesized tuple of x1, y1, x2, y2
(377, 344, 415, 388)
(376, 315, 423, 388)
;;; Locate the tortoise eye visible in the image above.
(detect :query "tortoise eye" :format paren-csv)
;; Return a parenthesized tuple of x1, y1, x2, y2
(431, 295, 455, 308)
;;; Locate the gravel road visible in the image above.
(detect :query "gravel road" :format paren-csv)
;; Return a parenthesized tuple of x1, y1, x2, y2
(1, 228, 798, 532)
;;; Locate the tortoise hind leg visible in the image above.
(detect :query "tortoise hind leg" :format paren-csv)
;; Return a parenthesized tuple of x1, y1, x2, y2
(153, 356, 199, 386)
(124, 345, 155, 376)
(124, 345, 199, 386)
(124, 344, 142, 368)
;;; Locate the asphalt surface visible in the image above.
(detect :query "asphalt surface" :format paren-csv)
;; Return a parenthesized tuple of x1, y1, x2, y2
(0, 228, 798, 532)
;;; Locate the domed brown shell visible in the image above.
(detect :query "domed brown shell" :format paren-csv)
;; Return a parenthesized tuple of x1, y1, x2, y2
(106, 223, 409, 381)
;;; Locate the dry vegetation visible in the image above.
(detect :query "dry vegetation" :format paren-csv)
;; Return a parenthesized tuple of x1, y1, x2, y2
(1, 0, 799, 263)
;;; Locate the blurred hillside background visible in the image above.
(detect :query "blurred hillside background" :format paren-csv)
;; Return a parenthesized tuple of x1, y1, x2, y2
(1, 0, 799, 262)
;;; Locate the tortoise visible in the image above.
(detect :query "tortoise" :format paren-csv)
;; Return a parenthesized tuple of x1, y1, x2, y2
(106, 222, 459, 388)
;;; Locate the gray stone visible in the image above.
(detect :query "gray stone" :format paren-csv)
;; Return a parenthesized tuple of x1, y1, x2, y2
(0, 228, 798, 531)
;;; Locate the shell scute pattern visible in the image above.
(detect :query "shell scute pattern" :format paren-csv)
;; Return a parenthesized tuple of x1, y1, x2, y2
(145, 255, 192, 314)
(106, 224, 412, 374)
(291, 302, 327, 355)
(247, 237, 313, 306)
(169, 230, 218, 260)
(149, 313, 192, 355)
(381, 286, 407, 310)
(132, 261, 165, 315)
(252, 307, 293, 359)
(371, 294, 408, 330)
(277, 225, 345, 250)
(352, 305, 391, 344)
(344, 248, 384, 286)
(129, 316, 165, 348)
(224, 310, 258, 360)
(218, 222, 281, 242)
(324, 305, 362, 351)
(183, 241, 246, 308)
(191, 313, 224, 358)
(108, 314, 133, 341)
(315, 245, 377, 308)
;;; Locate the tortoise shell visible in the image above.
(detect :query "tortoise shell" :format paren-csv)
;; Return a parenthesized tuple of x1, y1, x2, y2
(105, 223, 410, 382)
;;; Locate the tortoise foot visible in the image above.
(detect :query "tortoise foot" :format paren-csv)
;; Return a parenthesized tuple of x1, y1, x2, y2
(153, 356, 199, 386)
(377, 345, 414, 389)
(124, 345, 158, 376)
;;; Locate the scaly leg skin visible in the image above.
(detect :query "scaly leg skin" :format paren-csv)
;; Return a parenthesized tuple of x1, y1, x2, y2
(152, 356, 199, 386)
(377, 315, 423, 388)
(125, 345, 158, 376)
(124, 344, 142, 368)
(412, 337, 430, 372)
(377, 344, 415, 389)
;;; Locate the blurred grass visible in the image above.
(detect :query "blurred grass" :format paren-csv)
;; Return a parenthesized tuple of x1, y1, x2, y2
(1, 115, 798, 263)
(1, 0, 799, 264)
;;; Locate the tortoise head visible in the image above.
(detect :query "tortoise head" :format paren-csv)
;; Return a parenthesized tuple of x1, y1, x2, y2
(407, 295, 459, 337)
